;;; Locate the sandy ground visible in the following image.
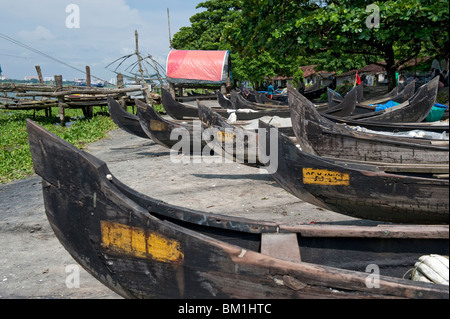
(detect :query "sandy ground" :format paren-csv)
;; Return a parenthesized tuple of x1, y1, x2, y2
(0, 87, 419, 299)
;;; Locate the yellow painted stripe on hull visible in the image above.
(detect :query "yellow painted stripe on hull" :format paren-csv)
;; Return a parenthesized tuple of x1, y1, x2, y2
(101, 220, 184, 263)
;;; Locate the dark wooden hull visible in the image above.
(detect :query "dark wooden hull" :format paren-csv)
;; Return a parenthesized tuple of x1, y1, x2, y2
(135, 99, 259, 166)
(324, 113, 450, 133)
(258, 120, 449, 224)
(320, 84, 359, 117)
(107, 96, 149, 139)
(135, 99, 211, 154)
(254, 91, 287, 105)
(303, 85, 328, 100)
(327, 84, 364, 109)
(197, 100, 262, 165)
(328, 81, 414, 111)
(288, 85, 449, 164)
(162, 88, 291, 121)
(216, 91, 233, 109)
(322, 82, 449, 133)
(244, 89, 288, 104)
(343, 78, 438, 123)
(230, 91, 290, 111)
(26, 119, 449, 298)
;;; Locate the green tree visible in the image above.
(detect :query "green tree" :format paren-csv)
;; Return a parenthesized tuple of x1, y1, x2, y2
(171, 0, 300, 86)
(229, 0, 449, 89)
(171, 0, 240, 50)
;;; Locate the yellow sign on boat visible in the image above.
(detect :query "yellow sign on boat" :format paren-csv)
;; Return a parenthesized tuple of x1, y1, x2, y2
(150, 119, 168, 132)
(101, 220, 184, 263)
(216, 131, 235, 142)
(302, 168, 350, 186)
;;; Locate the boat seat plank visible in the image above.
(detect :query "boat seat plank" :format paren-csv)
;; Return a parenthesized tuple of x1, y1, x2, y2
(261, 233, 301, 263)
(379, 166, 449, 174)
(325, 156, 449, 174)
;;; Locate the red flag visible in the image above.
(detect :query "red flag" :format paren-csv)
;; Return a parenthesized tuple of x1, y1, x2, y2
(356, 71, 361, 85)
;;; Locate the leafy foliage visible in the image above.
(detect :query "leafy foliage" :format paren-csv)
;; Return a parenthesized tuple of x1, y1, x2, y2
(172, 0, 300, 86)
(0, 108, 117, 183)
(172, 0, 448, 89)
(230, 0, 449, 88)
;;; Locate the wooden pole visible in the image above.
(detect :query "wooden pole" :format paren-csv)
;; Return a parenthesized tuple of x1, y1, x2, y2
(35, 66, 44, 84)
(117, 73, 124, 89)
(35, 65, 50, 117)
(167, 8, 172, 49)
(55, 75, 66, 126)
(116, 73, 126, 109)
(169, 83, 176, 99)
(86, 66, 91, 87)
(135, 30, 152, 105)
(85, 66, 93, 117)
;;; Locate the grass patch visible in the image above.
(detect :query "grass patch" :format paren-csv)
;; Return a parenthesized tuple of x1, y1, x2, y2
(0, 106, 119, 184)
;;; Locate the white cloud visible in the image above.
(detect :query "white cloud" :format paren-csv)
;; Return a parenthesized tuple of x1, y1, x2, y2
(0, 0, 200, 80)
(120, 47, 135, 55)
(17, 26, 56, 42)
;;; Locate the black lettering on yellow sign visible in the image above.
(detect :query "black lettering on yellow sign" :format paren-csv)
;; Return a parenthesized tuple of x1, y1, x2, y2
(303, 168, 350, 186)
(216, 131, 235, 142)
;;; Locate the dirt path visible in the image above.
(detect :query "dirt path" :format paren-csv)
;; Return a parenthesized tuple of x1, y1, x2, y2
(0, 124, 380, 299)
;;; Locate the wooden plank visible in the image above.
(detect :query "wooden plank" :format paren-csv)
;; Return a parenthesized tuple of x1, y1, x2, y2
(261, 233, 301, 263)
(279, 224, 449, 239)
(379, 165, 449, 174)
(15, 87, 143, 97)
(327, 156, 449, 174)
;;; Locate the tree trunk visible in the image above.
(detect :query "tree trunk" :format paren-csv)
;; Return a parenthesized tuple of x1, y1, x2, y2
(384, 46, 397, 91)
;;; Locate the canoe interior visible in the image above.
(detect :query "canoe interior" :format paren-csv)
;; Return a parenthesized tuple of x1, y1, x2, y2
(25, 119, 449, 299)
(288, 84, 449, 165)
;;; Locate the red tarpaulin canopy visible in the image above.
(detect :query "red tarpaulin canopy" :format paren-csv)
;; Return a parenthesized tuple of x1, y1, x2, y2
(166, 50, 232, 85)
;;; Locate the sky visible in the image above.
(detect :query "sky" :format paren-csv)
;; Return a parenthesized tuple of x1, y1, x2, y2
(0, 0, 203, 82)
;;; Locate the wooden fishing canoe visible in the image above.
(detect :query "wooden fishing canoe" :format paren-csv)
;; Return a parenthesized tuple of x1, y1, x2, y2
(218, 90, 287, 110)
(328, 80, 415, 111)
(342, 77, 439, 123)
(107, 96, 149, 139)
(239, 85, 288, 104)
(288, 84, 449, 164)
(327, 84, 364, 108)
(258, 120, 449, 225)
(197, 100, 262, 165)
(198, 100, 448, 190)
(135, 98, 262, 166)
(302, 83, 329, 100)
(25, 119, 449, 298)
(217, 91, 233, 109)
(161, 88, 291, 121)
(254, 90, 287, 105)
(135, 98, 211, 155)
(323, 113, 450, 133)
(229, 91, 290, 111)
(320, 84, 359, 117)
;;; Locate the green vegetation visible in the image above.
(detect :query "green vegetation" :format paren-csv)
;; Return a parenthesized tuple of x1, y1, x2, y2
(172, 0, 449, 90)
(171, 0, 302, 88)
(0, 107, 118, 184)
(231, 0, 449, 90)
